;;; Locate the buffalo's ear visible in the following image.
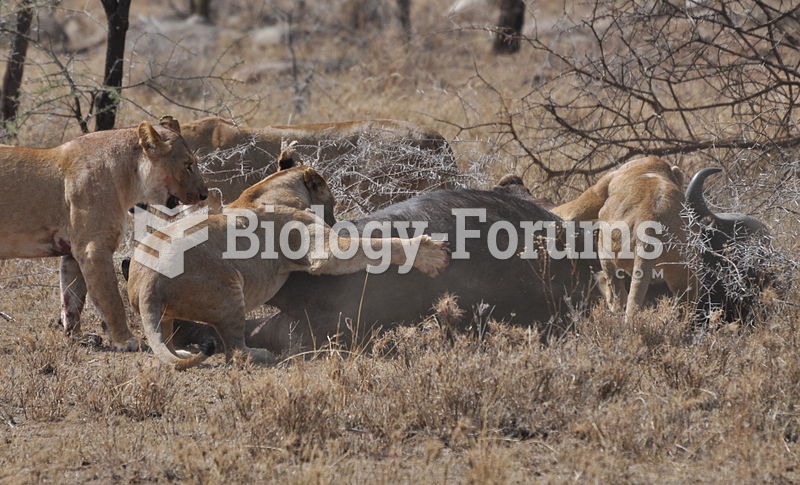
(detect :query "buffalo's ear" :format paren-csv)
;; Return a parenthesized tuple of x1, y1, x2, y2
(493, 174, 531, 196)
(277, 139, 299, 171)
(278, 154, 295, 171)
(138, 121, 169, 156)
(159, 115, 181, 134)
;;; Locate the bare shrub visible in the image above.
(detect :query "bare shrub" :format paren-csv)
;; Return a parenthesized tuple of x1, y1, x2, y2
(198, 132, 487, 215)
(449, 0, 800, 192)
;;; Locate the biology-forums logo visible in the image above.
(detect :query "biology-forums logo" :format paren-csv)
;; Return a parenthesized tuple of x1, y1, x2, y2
(132, 205, 667, 278)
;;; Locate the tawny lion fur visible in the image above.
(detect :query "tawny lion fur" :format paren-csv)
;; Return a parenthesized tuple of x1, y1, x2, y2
(552, 156, 695, 321)
(126, 158, 450, 370)
(0, 120, 207, 349)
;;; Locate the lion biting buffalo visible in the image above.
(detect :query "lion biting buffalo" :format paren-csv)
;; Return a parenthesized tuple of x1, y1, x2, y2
(126, 146, 451, 369)
(552, 156, 694, 322)
(121, 151, 781, 361)
(1, 119, 207, 350)
(552, 156, 778, 325)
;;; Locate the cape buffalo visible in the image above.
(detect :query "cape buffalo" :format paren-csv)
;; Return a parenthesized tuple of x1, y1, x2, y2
(684, 167, 775, 324)
(244, 188, 599, 352)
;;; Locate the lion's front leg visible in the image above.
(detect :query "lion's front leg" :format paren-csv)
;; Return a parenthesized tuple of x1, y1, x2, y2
(307, 229, 449, 277)
(400, 235, 450, 277)
(59, 255, 86, 337)
(74, 244, 143, 351)
(599, 258, 627, 314)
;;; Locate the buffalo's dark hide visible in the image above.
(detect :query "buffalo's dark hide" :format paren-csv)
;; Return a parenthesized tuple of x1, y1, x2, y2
(250, 188, 599, 351)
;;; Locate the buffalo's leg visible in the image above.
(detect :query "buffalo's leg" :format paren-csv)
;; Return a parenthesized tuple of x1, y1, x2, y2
(59, 255, 87, 337)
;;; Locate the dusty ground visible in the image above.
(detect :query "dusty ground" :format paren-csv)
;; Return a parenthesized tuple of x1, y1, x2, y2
(1, 0, 799, 483)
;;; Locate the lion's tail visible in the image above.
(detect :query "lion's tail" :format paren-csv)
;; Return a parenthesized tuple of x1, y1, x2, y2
(139, 295, 215, 371)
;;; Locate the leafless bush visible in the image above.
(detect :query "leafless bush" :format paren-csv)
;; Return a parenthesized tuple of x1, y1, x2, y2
(310, 133, 481, 214)
(452, 0, 800, 181)
(197, 133, 488, 215)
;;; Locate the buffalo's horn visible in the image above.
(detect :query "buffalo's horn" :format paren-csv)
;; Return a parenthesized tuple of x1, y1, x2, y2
(686, 167, 768, 239)
(685, 167, 722, 220)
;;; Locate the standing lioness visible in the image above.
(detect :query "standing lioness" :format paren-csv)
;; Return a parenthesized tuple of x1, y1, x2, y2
(553, 156, 693, 321)
(0, 120, 208, 350)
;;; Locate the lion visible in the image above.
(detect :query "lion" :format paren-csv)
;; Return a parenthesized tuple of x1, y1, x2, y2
(0, 118, 208, 350)
(179, 116, 459, 212)
(552, 156, 694, 321)
(126, 149, 450, 370)
(492, 174, 556, 208)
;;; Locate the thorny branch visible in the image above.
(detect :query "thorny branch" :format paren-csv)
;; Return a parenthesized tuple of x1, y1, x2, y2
(455, 0, 800, 181)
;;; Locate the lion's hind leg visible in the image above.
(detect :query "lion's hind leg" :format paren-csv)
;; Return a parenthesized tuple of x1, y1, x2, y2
(139, 295, 214, 370)
(186, 296, 276, 366)
(599, 258, 627, 313)
(213, 316, 276, 366)
(625, 254, 654, 322)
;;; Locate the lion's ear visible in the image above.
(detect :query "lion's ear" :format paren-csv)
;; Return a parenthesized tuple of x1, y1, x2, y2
(206, 188, 224, 214)
(159, 115, 181, 134)
(138, 121, 169, 156)
(277, 140, 299, 171)
(303, 168, 327, 194)
(670, 165, 684, 186)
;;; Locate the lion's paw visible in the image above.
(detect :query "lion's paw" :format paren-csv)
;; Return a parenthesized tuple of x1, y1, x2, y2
(413, 235, 450, 277)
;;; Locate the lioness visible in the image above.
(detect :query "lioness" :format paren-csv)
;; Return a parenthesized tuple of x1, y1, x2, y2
(0, 120, 207, 350)
(126, 155, 450, 370)
(553, 156, 693, 321)
(180, 116, 459, 212)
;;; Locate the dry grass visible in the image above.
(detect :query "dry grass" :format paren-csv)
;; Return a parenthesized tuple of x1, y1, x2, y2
(2, 0, 800, 482)
(2, 277, 800, 482)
